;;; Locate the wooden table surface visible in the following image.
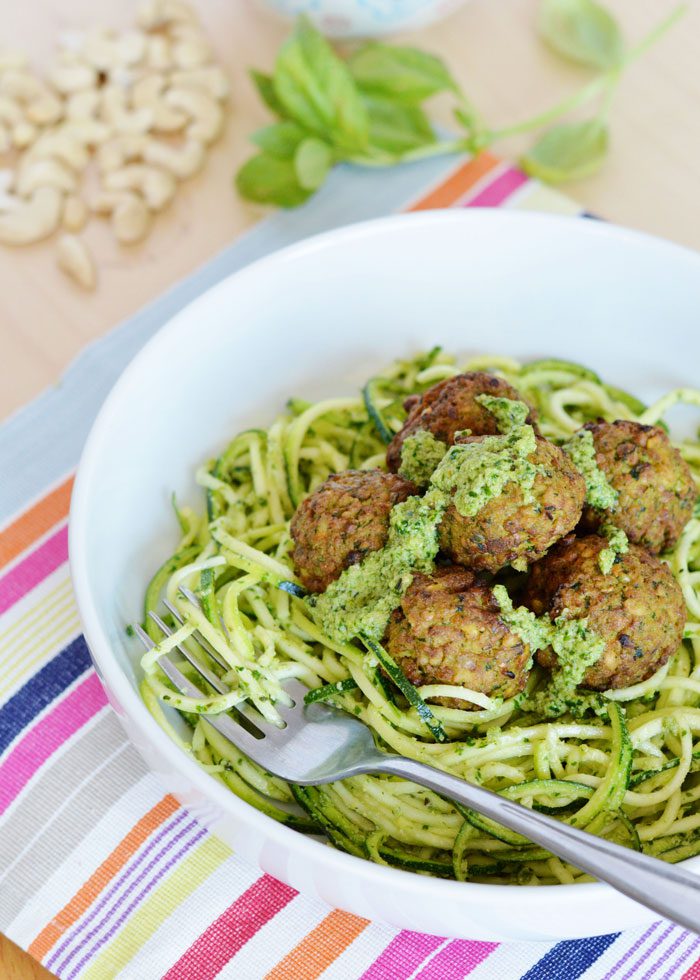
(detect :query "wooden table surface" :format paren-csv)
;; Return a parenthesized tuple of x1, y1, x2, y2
(1, 0, 698, 974)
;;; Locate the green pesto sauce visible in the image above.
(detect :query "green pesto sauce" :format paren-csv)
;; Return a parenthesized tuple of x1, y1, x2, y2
(431, 424, 538, 517)
(493, 585, 606, 719)
(308, 489, 446, 644)
(491, 585, 548, 662)
(563, 429, 618, 511)
(598, 522, 629, 575)
(398, 430, 448, 486)
(309, 398, 539, 644)
(475, 394, 530, 431)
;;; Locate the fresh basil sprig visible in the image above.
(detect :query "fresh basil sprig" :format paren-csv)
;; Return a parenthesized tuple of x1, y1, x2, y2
(538, 0, 624, 70)
(236, 4, 685, 207)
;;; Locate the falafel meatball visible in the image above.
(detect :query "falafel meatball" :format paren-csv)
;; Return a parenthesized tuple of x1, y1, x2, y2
(386, 372, 537, 472)
(579, 420, 696, 553)
(290, 469, 417, 593)
(438, 436, 586, 574)
(523, 534, 686, 690)
(384, 565, 531, 707)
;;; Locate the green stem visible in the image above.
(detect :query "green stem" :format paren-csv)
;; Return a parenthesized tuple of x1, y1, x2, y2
(625, 3, 687, 64)
(485, 2, 687, 143)
(347, 137, 470, 168)
(487, 73, 610, 143)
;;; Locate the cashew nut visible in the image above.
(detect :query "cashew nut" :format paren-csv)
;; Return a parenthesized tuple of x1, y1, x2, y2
(79, 31, 116, 71)
(164, 87, 222, 143)
(152, 102, 188, 134)
(28, 129, 89, 171)
(169, 66, 229, 101)
(66, 89, 100, 121)
(97, 134, 148, 173)
(0, 95, 22, 126)
(26, 91, 64, 126)
(112, 192, 152, 243)
(143, 137, 204, 179)
(103, 164, 175, 210)
(144, 36, 172, 72)
(57, 31, 87, 55)
(48, 63, 98, 95)
(137, 0, 197, 30)
(0, 70, 44, 102)
(0, 186, 63, 244)
(131, 74, 165, 107)
(16, 158, 76, 197)
(117, 31, 147, 67)
(63, 119, 112, 146)
(0, 191, 21, 212)
(172, 36, 213, 71)
(100, 85, 154, 135)
(56, 233, 96, 290)
(62, 194, 88, 232)
(12, 121, 38, 149)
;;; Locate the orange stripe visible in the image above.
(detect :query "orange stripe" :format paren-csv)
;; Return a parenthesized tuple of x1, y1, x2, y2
(265, 908, 369, 980)
(0, 476, 74, 571)
(407, 151, 501, 211)
(28, 794, 179, 961)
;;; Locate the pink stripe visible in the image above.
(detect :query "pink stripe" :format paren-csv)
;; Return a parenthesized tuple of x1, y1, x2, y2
(162, 874, 296, 980)
(0, 523, 68, 615)
(414, 939, 499, 979)
(0, 672, 106, 814)
(360, 931, 445, 980)
(466, 167, 529, 208)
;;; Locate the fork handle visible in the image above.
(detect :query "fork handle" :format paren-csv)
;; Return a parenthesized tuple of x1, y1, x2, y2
(378, 755, 700, 932)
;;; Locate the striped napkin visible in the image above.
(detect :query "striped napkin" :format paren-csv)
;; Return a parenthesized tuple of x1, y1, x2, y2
(1, 150, 698, 980)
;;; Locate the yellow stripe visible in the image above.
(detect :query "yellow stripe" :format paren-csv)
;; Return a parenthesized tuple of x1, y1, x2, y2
(0, 599, 78, 670)
(508, 181, 581, 216)
(0, 615, 82, 700)
(0, 577, 72, 655)
(80, 837, 231, 980)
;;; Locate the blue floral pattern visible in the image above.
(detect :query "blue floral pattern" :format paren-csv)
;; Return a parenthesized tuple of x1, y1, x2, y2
(257, 0, 466, 37)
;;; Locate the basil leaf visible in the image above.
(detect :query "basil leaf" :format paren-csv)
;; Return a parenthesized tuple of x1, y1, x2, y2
(539, 0, 624, 70)
(249, 69, 286, 116)
(273, 15, 368, 151)
(294, 137, 333, 190)
(349, 43, 457, 104)
(236, 152, 313, 207)
(251, 121, 306, 159)
(521, 119, 609, 183)
(364, 97, 436, 155)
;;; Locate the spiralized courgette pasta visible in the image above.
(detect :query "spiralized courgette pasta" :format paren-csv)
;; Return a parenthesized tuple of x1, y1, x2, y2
(138, 350, 700, 884)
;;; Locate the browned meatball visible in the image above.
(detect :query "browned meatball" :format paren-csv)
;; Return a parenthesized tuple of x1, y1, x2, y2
(438, 436, 585, 574)
(579, 420, 696, 553)
(290, 469, 417, 593)
(384, 565, 531, 707)
(386, 372, 537, 472)
(523, 534, 686, 690)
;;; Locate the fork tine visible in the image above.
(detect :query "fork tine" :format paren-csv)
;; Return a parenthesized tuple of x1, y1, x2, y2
(176, 588, 311, 725)
(162, 598, 229, 671)
(132, 621, 266, 756)
(147, 610, 229, 695)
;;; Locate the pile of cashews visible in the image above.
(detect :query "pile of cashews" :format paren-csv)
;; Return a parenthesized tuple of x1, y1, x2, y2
(0, 0, 229, 290)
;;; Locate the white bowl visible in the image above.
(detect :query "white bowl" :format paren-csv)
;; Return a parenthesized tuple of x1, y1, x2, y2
(252, 0, 470, 38)
(70, 210, 700, 941)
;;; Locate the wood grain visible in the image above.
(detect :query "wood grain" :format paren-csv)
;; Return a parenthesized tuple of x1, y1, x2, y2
(1, 1, 698, 975)
(0, 936, 53, 980)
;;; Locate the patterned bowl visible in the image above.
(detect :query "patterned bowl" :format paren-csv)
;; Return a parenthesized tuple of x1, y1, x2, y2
(252, 0, 470, 38)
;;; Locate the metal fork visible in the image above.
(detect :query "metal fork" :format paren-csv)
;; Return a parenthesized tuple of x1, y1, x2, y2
(134, 592, 700, 932)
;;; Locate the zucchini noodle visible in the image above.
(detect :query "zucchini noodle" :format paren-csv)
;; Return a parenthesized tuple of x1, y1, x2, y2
(138, 349, 700, 884)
